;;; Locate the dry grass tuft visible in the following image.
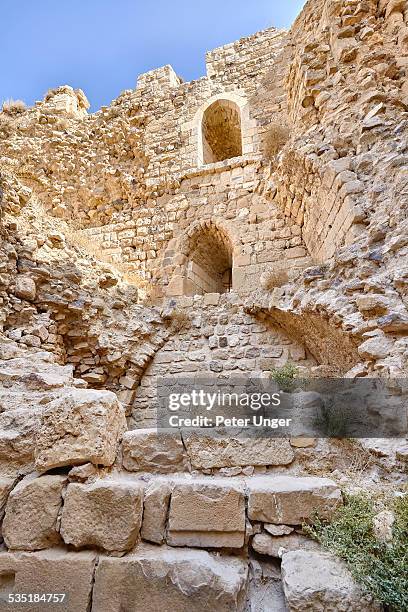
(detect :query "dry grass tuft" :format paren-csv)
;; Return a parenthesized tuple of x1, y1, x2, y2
(1, 99, 27, 115)
(170, 309, 191, 332)
(260, 268, 289, 290)
(263, 123, 290, 158)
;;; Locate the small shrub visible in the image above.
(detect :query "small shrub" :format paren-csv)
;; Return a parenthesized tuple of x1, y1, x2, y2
(305, 493, 408, 611)
(170, 309, 191, 332)
(270, 361, 298, 392)
(263, 123, 290, 158)
(315, 398, 350, 437)
(260, 268, 288, 290)
(1, 98, 26, 115)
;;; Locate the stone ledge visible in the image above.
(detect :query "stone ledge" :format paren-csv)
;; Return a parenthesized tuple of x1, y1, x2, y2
(92, 544, 249, 612)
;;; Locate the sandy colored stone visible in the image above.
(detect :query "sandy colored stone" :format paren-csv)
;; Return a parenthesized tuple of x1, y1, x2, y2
(264, 523, 294, 536)
(60, 478, 144, 553)
(0, 477, 15, 514)
(167, 479, 245, 548)
(0, 408, 39, 475)
(373, 510, 394, 543)
(358, 335, 393, 360)
(141, 478, 172, 544)
(92, 544, 248, 612)
(35, 388, 126, 471)
(281, 550, 381, 611)
(122, 429, 188, 473)
(0, 548, 97, 612)
(289, 438, 316, 448)
(247, 476, 342, 525)
(251, 532, 320, 558)
(3, 474, 66, 550)
(184, 433, 294, 469)
(14, 275, 36, 301)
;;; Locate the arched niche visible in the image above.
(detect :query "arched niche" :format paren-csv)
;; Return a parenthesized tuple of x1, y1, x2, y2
(194, 93, 253, 167)
(184, 222, 233, 295)
(201, 99, 242, 164)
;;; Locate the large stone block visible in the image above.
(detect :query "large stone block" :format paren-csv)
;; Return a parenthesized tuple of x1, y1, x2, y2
(141, 478, 172, 544)
(60, 479, 144, 553)
(34, 388, 126, 471)
(184, 433, 294, 469)
(92, 544, 248, 612)
(0, 548, 97, 612)
(281, 550, 381, 611)
(122, 429, 188, 473)
(167, 479, 245, 548)
(3, 474, 66, 551)
(0, 408, 39, 475)
(14, 275, 36, 301)
(247, 476, 342, 525)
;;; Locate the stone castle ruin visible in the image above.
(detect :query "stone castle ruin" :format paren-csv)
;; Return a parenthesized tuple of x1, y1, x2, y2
(0, 0, 407, 609)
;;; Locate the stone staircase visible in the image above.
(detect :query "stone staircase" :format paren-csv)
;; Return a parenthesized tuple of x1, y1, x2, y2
(0, 428, 382, 611)
(0, 351, 382, 610)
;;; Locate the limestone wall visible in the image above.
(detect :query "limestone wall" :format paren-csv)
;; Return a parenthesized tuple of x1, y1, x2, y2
(132, 292, 315, 428)
(82, 158, 310, 299)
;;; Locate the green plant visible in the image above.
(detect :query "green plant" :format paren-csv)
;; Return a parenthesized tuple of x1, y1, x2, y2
(270, 361, 298, 392)
(315, 398, 350, 437)
(304, 493, 408, 611)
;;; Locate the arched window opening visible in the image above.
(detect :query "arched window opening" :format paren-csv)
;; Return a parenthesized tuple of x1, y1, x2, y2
(201, 100, 242, 164)
(185, 225, 233, 295)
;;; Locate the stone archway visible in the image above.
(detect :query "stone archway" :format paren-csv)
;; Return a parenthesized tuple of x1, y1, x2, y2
(166, 220, 236, 297)
(193, 92, 255, 166)
(201, 100, 242, 164)
(184, 222, 233, 295)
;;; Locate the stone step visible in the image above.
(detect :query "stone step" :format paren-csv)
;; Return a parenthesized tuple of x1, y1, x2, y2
(0, 546, 248, 612)
(92, 544, 248, 612)
(281, 550, 381, 611)
(0, 545, 381, 612)
(121, 428, 308, 474)
(2, 472, 342, 554)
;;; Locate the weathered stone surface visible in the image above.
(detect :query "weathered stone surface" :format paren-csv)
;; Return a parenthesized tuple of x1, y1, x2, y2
(247, 476, 342, 525)
(92, 544, 248, 611)
(356, 294, 389, 314)
(14, 275, 36, 301)
(251, 532, 320, 558)
(122, 429, 188, 473)
(358, 334, 393, 360)
(264, 523, 294, 536)
(0, 477, 15, 514)
(281, 550, 381, 611)
(35, 388, 126, 471)
(0, 408, 39, 475)
(289, 437, 316, 448)
(373, 510, 394, 543)
(248, 558, 287, 612)
(3, 474, 66, 550)
(184, 433, 294, 469)
(167, 479, 246, 548)
(0, 548, 97, 612)
(141, 478, 172, 544)
(60, 479, 144, 553)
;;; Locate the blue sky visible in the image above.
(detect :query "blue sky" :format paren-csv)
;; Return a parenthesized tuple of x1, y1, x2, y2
(1, 0, 305, 112)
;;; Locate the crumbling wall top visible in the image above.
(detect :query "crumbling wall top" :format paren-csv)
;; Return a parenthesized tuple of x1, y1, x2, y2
(136, 65, 183, 91)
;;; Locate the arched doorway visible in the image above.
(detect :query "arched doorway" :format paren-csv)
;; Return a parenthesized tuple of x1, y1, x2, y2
(201, 100, 242, 164)
(184, 222, 233, 295)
